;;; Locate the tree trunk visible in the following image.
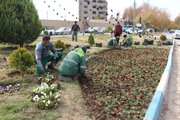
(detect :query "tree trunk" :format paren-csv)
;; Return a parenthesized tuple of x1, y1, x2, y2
(19, 43, 24, 48)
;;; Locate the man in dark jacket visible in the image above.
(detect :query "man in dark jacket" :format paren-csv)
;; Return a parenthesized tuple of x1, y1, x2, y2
(71, 21, 80, 42)
(59, 46, 87, 82)
(114, 22, 122, 45)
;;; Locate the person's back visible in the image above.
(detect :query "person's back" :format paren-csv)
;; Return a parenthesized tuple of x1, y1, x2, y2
(60, 51, 80, 76)
(72, 24, 80, 32)
(114, 22, 122, 45)
(123, 35, 133, 47)
(59, 47, 86, 77)
(114, 25, 122, 36)
(108, 37, 117, 46)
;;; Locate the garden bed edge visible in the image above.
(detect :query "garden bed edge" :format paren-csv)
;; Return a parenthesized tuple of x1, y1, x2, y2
(144, 41, 175, 120)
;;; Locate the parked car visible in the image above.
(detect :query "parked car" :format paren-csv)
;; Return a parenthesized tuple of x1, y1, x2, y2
(55, 27, 71, 35)
(146, 28, 155, 33)
(169, 29, 176, 34)
(84, 27, 94, 33)
(173, 30, 180, 39)
(97, 27, 107, 34)
(40, 27, 55, 36)
(125, 28, 134, 34)
(93, 27, 101, 33)
(137, 29, 143, 34)
(122, 26, 132, 32)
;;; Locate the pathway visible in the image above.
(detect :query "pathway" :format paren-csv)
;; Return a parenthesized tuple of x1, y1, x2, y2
(159, 40, 180, 120)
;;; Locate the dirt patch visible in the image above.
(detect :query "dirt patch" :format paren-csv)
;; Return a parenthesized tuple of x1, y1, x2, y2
(0, 70, 8, 80)
(57, 80, 91, 120)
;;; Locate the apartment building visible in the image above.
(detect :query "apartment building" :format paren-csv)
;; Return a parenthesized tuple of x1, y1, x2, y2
(79, 0, 108, 20)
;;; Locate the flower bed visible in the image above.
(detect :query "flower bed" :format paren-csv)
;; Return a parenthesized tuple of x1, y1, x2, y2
(80, 48, 169, 120)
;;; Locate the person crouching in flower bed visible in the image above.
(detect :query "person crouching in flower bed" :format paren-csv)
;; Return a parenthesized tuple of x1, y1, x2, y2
(35, 35, 62, 76)
(108, 31, 117, 47)
(59, 46, 87, 82)
(121, 34, 133, 47)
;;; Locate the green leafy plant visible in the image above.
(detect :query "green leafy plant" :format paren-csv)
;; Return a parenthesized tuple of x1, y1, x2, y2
(43, 31, 48, 36)
(9, 48, 34, 73)
(39, 73, 55, 85)
(80, 48, 169, 119)
(0, 0, 42, 47)
(105, 27, 113, 33)
(88, 34, 95, 46)
(160, 34, 167, 41)
(55, 40, 66, 50)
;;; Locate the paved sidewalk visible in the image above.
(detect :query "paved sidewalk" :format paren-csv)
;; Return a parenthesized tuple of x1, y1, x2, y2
(159, 40, 180, 120)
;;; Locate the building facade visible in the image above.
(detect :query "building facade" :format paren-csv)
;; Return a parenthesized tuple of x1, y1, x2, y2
(40, 19, 116, 32)
(79, 0, 107, 20)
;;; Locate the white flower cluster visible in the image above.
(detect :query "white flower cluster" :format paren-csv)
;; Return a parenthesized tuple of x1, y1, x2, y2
(45, 73, 54, 83)
(32, 74, 61, 110)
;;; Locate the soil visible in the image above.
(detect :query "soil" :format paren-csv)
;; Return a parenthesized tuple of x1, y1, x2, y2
(79, 77, 108, 120)
(57, 80, 91, 120)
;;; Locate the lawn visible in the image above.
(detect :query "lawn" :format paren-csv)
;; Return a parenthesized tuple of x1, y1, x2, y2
(32, 34, 144, 47)
(0, 73, 90, 120)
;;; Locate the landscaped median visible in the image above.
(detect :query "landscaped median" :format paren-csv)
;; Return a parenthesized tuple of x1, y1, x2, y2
(144, 42, 174, 120)
(79, 47, 170, 119)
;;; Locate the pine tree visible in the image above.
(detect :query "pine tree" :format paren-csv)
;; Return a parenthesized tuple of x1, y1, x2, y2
(0, 0, 42, 47)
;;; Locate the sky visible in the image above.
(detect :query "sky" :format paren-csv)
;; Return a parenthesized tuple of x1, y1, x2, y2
(32, 0, 180, 21)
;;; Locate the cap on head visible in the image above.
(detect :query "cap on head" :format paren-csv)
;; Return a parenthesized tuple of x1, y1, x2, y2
(81, 46, 87, 53)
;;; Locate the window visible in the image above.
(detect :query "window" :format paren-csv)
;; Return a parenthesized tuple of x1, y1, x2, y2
(93, 0, 96, 2)
(93, 5, 96, 8)
(84, 11, 88, 14)
(99, 12, 104, 14)
(84, 5, 88, 8)
(92, 11, 96, 14)
(97, 0, 105, 3)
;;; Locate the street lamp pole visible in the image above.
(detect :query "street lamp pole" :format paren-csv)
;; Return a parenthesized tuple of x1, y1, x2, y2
(133, 0, 136, 31)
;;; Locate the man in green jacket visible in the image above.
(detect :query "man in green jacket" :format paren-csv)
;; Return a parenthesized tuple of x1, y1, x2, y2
(108, 37, 117, 47)
(122, 34, 133, 47)
(35, 36, 62, 76)
(59, 46, 87, 81)
(108, 31, 117, 47)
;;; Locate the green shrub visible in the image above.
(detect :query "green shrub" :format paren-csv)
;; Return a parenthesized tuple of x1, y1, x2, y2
(88, 34, 95, 46)
(54, 40, 66, 50)
(160, 34, 167, 41)
(105, 27, 113, 32)
(142, 31, 146, 35)
(44, 31, 48, 36)
(9, 48, 34, 73)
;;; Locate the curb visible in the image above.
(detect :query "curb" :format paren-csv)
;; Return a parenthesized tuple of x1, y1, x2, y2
(144, 42, 175, 120)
